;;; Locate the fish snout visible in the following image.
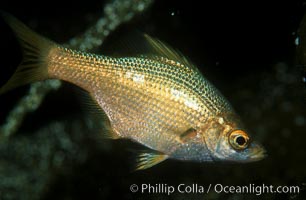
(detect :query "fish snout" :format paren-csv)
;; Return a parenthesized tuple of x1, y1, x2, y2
(245, 142, 267, 162)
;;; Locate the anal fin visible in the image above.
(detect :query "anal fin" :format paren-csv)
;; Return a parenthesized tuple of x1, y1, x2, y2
(77, 88, 119, 139)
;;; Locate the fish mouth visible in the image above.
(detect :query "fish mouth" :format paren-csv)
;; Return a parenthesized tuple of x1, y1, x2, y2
(245, 143, 267, 162)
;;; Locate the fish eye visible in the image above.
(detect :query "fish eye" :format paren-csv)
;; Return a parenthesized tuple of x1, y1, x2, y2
(229, 130, 249, 150)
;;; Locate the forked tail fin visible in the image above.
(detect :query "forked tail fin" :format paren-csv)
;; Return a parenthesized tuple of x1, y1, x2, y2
(0, 12, 56, 94)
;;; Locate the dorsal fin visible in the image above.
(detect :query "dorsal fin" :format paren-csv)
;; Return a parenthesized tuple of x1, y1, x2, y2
(102, 31, 199, 72)
(143, 34, 201, 73)
(143, 35, 192, 65)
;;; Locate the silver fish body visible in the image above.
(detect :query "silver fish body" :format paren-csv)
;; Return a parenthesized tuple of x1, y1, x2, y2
(0, 12, 266, 169)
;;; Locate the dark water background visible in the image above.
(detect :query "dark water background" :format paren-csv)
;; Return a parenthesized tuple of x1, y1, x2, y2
(0, 0, 305, 199)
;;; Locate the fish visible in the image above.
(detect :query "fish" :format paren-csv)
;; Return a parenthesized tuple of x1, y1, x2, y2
(0, 12, 266, 170)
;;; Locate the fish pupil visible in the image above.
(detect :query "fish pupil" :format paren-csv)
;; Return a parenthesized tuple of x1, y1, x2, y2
(236, 136, 246, 146)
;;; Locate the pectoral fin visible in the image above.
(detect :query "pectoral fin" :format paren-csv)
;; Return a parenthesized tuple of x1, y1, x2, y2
(176, 128, 198, 143)
(135, 151, 168, 170)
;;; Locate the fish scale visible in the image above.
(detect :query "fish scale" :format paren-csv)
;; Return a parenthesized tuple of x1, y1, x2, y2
(47, 46, 231, 154)
(0, 12, 266, 170)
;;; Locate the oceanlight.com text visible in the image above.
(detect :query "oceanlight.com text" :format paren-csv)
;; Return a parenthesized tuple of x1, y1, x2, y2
(130, 183, 300, 196)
